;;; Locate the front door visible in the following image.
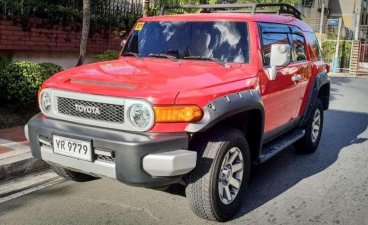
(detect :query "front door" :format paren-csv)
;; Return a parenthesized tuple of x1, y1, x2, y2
(258, 23, 301, 134)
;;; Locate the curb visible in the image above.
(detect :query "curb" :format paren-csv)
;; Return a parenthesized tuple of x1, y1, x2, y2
(0, 170, 63, 199)
(0, 152, 50, 182)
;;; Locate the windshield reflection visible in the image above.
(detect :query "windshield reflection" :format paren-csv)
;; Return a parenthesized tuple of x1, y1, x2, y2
(123, 21, 249, 63)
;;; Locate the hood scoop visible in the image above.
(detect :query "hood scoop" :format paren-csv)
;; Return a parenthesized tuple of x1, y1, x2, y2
(70, 78, 137, 90)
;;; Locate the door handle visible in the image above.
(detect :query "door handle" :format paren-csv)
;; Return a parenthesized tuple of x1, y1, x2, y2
(291, 74, 302, 82)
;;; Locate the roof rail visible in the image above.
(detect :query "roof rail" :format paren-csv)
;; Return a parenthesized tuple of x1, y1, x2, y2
(160, 3, 302, 20)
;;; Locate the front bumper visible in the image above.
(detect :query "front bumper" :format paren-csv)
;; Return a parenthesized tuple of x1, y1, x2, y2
(27, 113, 196, 187)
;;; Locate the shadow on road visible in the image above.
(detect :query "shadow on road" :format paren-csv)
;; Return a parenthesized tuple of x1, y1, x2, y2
(0, 181, 73, 216)
(164, 108, 368, 221)
(235, 108, 368, 219)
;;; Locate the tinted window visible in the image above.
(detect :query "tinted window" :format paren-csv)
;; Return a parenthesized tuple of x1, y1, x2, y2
(305, 32, 321, 61)
(123, 21, 249, 63)
(292, 34, 307, 61)
(261, 33, 290, 66)
(259, 23, 290, 33)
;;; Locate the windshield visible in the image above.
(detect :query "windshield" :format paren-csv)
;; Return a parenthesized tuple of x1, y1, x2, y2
(122, 21, 249, 63)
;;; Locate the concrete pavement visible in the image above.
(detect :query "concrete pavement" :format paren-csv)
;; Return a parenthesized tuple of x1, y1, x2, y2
(0, 126, 49, 182)
(0, 76, 367, 225)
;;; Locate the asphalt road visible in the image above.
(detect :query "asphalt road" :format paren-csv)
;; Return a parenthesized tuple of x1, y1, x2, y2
(0, 76, 367, 225)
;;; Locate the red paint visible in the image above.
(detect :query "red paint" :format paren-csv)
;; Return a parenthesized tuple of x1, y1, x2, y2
(41, 13, 326, 133)
(0, 146, 10, 154)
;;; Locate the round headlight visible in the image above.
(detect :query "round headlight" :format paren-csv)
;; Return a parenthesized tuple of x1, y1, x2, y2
(128, 104, 152, 129)
(40, 91, 52, 113)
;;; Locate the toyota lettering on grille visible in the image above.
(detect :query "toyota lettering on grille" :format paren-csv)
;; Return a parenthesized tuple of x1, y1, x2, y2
(74, 104, 101, 115)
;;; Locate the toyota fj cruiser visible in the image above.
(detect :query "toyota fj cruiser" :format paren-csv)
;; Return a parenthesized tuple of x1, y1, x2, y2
(26, 3, 330, 221)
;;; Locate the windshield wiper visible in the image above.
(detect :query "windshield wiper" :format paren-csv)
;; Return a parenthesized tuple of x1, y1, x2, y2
(184, 56, 227, 67)
(147, 53, 178, 61)
(122, 52, 141, 58)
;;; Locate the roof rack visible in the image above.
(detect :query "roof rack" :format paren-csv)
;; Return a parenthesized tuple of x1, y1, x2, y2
(160, 3, 302, 20)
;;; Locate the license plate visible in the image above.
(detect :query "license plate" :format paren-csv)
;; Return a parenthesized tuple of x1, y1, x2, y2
(53, 135, 92, 161)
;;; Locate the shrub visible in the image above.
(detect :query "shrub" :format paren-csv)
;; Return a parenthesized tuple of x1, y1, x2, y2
(38, 62, 64, 80)
(92, 50, 120, 62)
(322, 41, 351, 70)
(0, 61, 63, 109)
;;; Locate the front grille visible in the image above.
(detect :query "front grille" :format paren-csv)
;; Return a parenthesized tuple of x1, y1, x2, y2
(96, 155, 116, 163)
(57, 97, 124, 123)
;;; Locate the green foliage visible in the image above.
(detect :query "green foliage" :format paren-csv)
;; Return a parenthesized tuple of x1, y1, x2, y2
(0, 0, 141, 29)
(92, 50, 120, 62)
(152, 0, 300, 15)
(38, 62, 64, 80)
(0, 61, 63, 109)
(322, 41, 351, 68)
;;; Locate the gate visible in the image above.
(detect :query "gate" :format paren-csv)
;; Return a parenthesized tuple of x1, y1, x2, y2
(357, 43, 368, 75)
(350, 41, 368, 76)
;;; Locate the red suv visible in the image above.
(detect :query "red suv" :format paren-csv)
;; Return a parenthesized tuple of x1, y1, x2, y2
(26, 3, 330, 221)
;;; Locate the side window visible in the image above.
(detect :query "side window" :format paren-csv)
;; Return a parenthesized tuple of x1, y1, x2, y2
(291, 34, 307, 61)
(305, 32, 322, 61)
(259, 23, 290, 66)
(261, 33, 290, 66)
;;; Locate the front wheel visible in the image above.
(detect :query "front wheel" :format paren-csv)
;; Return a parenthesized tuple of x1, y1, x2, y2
(185, 128, 250, 221)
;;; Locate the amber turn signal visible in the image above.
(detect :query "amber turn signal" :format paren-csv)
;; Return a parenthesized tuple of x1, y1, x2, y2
(154, 105, 203, 123)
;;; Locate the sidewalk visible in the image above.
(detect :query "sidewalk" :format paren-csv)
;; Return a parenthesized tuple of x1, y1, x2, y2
(0, 126, 49, 182)
(328, 72, 368, 78)
(0, 126, 28, 154)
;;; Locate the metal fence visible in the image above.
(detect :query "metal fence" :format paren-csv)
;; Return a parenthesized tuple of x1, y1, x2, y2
(0, 0, 142, 28)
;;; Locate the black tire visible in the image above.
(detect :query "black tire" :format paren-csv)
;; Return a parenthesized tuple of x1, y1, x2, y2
(295, 98, 324, 153)
(51, 163, 99, 182)
(185, 128, 251, 221)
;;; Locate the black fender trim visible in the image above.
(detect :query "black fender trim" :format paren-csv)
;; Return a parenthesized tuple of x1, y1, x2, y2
(300, 72, 330, 127)
(186, 90, 265, 157)
(186, 89, 264, 133)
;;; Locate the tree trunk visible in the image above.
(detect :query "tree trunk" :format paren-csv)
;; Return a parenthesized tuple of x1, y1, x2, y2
(76, 0, 91, 66)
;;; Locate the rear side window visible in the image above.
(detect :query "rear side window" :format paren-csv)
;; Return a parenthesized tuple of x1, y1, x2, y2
(291, 34, 307, 61)
(305, 32, 322, 61)
(259, 23, 290, 66)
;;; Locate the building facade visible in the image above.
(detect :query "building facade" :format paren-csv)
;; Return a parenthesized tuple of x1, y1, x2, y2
(298, 0, 368, 40)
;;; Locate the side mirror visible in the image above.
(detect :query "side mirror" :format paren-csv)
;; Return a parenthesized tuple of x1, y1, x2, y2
(267, 44, 291, 80)
(121, 39, 127, 48)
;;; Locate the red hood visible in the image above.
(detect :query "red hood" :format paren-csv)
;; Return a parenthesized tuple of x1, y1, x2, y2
(44, 57, 257, 104)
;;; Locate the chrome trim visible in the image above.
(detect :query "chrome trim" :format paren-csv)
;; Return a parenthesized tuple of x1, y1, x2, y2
(39, 137, 52, 147)
(41, 146, 116, 179)
(39, 88, 155, 132)
(24, 124, 29, 141)
(95, 149, 113, 157)
(142, 150, 197, 176)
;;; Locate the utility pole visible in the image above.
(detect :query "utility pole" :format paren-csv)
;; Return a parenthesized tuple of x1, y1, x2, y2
(333, 18, 343, 73)
(143, 0, 150, 17)
(319, 1, 325, 46)
(354, 8, 361, 40)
